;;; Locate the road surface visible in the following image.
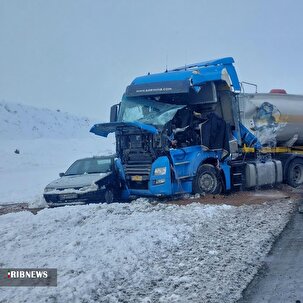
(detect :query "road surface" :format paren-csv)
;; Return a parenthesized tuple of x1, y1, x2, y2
(239, 206, 303, 303)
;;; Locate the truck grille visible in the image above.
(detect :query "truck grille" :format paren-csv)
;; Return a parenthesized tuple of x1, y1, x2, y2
(124, 163, 152, 190)
(124, 163, 151, 176)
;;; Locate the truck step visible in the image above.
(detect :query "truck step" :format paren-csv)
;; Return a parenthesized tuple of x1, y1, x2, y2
(229, 160, 246, 167)
(230, 162, 245, 191)
(176, 175, 191, 180)
(175, 161, 190, 166)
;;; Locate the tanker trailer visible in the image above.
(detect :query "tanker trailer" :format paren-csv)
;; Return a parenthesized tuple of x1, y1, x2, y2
(238, 91, 303, 147)
(238, 90, 303, 188)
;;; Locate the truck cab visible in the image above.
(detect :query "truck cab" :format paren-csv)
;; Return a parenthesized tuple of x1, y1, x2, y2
(91, 57, 303, 197)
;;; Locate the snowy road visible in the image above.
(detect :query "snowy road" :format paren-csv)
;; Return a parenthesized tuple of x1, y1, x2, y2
(0, 199, 294, 303)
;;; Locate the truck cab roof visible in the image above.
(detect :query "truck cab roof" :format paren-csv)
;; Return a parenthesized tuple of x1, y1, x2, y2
(125, 57, 241, 98)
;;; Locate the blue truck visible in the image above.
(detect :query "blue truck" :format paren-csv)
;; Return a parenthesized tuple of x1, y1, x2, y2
(90, 57, 303, 197)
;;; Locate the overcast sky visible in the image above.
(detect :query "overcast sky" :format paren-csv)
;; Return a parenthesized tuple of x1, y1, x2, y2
(1, 0, 303, 121)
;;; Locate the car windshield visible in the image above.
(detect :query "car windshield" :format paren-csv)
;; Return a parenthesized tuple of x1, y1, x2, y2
(64, 158, 112, 176)
(118, 96, 185, 127)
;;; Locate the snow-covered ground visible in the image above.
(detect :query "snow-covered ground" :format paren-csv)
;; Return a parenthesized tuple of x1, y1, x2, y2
(0, 137, 114, 205)
(0, 101, 296, 303)
(0, 101, 94, 140)
(0, 199, 294, 303)
(0, 101, 114, 205)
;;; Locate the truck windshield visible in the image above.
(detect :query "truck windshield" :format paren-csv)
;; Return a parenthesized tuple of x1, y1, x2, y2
(118, 96, 185, 127)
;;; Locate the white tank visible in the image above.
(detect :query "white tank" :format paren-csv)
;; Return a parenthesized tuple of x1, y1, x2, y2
(238, 92, 303, 147)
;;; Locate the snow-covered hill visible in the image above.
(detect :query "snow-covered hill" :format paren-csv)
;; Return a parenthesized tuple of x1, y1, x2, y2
(0, 101, 94, 139)
(0, 101, 114, 204)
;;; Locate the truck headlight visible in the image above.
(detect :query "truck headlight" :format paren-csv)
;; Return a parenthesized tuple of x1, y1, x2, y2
(153, 179, 166, 185)
(154, 167, 167, 176)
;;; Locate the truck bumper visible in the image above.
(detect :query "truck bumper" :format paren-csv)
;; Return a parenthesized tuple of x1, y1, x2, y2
(128, 156, 173, 197)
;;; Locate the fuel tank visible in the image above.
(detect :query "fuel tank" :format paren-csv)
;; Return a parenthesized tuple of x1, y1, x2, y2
(238, 92, 303, 147)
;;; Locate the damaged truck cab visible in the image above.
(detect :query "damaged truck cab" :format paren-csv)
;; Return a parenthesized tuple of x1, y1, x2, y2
(91, 57, 303, 197)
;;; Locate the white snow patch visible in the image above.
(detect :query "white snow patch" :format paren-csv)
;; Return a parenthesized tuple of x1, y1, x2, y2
(0, 101, 114, 204)
(0, 100, 94, 139)
(27, 195, 48, 209)
(0, 200, 294, 303)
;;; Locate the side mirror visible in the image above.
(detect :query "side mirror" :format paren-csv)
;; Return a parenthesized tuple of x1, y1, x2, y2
(59, 172, 65, 177)
(110, 104, 119, 122)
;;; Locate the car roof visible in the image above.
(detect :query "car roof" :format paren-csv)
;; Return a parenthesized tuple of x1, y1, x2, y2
(76, 155, 116, 161)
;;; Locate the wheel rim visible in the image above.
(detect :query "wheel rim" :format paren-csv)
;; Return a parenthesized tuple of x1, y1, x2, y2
(292, 164, 303, 185)
(199, 173, 216, 192)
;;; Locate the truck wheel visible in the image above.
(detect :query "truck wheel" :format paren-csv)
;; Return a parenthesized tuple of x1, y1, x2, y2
(193, 164, 222, 194)
(105, 189, 114, 203)
(286, 158, 303, 187)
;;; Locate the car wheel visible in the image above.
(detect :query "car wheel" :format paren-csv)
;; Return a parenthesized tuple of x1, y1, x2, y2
(193, 164, 222, 194)
(286, 158, 303, 187)
(104, 189, 114, 203)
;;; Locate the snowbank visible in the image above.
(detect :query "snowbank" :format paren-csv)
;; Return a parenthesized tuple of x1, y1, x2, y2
(0, 199, 294, 303)
(0, 101, 114, 204)
(0, 101, 94, 139)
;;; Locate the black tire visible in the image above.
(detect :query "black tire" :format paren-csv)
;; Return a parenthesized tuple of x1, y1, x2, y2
(104, 189, 114, 203)
(193, 164, 222, 194)
(286, 158, 303, 188)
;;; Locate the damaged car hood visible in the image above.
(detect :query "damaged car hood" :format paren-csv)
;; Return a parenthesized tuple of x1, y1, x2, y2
(90, 122, 158, 137)
(45, 172, 111, 190)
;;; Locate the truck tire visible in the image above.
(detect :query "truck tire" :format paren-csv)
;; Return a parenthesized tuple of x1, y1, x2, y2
(286, 158, 303, 187)
(104, 189, 114, 203)
(193, 164, 222, 194)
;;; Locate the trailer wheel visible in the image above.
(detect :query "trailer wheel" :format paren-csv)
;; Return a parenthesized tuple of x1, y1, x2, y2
(286, 158, 303, 188)
(193, 164, 222, 194)
(104, 189, 114, 203)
